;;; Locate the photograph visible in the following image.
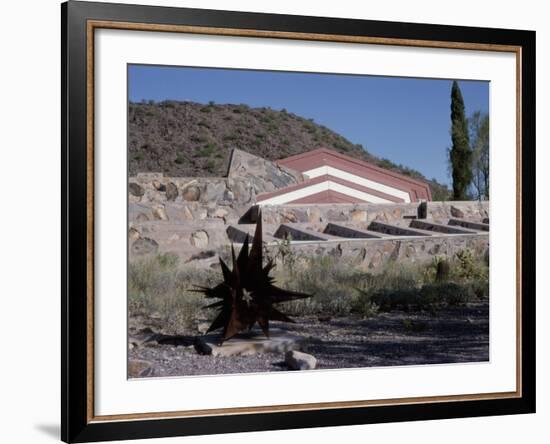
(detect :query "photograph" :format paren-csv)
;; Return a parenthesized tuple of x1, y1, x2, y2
(127, 65, 491, 378)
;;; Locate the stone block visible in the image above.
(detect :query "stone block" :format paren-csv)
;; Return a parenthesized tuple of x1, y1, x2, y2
(194, 329, 304, 357)
(285, 350, 317, 370)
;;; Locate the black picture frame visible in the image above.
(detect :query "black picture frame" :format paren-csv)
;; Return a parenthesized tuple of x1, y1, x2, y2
(61, 1, 536, 442)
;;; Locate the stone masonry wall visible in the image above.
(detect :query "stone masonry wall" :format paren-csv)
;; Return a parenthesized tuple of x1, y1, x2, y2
(264, 234, 489, 272)
(128, 149, 304, 225)
(257, 201, 490, 230)
(127, 148, 490, 269)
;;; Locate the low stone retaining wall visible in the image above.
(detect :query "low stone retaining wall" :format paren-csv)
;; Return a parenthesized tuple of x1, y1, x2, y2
(264, 233, 489, 271)
(256, 201, 489, 228)
(127, 149, 305, 225)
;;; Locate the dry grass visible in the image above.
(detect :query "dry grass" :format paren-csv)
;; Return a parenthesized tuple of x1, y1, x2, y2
(128, 253, 220, 334)
(128, 249, 489, 332)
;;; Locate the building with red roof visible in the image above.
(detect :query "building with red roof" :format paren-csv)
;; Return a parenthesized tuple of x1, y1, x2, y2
(256, 148, 432, 205)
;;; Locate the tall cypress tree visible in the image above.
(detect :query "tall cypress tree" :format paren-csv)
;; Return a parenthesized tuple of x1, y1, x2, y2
(449, 81, 472, 200)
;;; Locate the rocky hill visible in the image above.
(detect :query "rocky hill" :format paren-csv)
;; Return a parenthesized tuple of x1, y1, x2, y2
(128, 101, 450, 200)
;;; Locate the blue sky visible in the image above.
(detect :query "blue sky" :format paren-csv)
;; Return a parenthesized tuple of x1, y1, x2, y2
(129, 65, 489, 185)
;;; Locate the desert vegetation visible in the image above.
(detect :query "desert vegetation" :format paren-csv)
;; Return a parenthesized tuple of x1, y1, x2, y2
(128, 248, 489, 335)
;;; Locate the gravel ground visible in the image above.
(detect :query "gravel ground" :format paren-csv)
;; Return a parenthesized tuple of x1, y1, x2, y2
(128, 302, 489, 378)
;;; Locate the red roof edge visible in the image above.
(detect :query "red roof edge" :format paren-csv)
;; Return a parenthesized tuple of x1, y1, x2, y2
(277, 147, 432, 196)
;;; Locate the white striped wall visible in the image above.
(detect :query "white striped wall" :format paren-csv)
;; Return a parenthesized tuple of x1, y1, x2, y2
(303, 166, 411, 203)
(257, 180, 396, 206)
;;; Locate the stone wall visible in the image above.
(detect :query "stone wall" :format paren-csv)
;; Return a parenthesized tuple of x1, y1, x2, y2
(127, 148, 490, 269)
(128, 149, 304, 226)
(256, 201, 490, 229)
(264, 233, 489, 272)
(425, 201, 490, 223)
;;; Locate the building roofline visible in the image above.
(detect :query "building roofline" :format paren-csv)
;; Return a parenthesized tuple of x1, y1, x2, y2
(276, 147, 432, 195)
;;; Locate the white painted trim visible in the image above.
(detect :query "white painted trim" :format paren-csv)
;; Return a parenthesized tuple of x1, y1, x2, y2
(258, 180, 395, 205)
(328, 182, 395, 204)
(304, 166, 411, 202)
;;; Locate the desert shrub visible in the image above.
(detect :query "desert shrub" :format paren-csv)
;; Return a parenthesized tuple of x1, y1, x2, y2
(205, 158, 217, 171)
(348, 252, 488, 316)
(350, 292, 379, 319)
(273, 250, 490, 318)
(189, 134, 207, 144)
(157, 252, 179, 268)
(453, 249, 488, 281)
(128, 255, 221, 333)
(197, 143, 216, 157)
(276, 256, 367, 316)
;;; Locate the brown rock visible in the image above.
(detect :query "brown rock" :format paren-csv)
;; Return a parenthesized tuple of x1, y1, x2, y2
(450, 206, 465, 218)
(129, 227, 140, 242)
(131, 237, 159, 256)
(129, 182, 144, 197)
(182, 206, 194, 220)
(182, 185, 201, 201)
(128, 359, 154, 378)
(350, 209, 367, 222)
(281, 211, 297, 223)
(285, 350, 317, 370)
(152, 180, 166, 191)
(152, 205, 168, 220)
(190, 230, 209, 248)
(307, 207, 322, 223)
(165, 182, 178, 201)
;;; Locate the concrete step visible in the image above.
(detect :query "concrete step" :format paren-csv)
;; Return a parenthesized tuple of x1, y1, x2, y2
(448, 218, 490, 232)
(409, 219, 479, 235)
(323, 223, 386, 239)
(273, 223, 340, 241)
(226, 224, 277, 243)
(367, 221, 433, 237)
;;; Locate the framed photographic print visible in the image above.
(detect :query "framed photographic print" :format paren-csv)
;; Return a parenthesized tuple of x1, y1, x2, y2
(61, 1, 536, 442)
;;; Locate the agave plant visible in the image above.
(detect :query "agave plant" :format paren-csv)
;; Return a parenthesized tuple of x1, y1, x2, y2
(193, 214, 311, 342)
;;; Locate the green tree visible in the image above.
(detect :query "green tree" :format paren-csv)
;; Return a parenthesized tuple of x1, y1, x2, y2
(469, 111, 490, 200)
(449, 81, 472, 200)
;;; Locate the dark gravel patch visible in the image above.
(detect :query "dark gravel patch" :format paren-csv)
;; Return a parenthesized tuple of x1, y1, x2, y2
(129, 302, 488, 378)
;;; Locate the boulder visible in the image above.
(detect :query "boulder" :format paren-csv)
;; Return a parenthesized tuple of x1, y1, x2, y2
(204, 181, 228, 203)
(190, 230, 209, 248)
(285, 350, 317, 370)
(128, 359, 154, 378)
(152, 180, 166, 191)
(194, 330, 304, 357)
(128, 227, 140, 242)
(197, 322, 211, 334)
(165, 182, 178, 201)
(129, 182, 144, 197)
(136, 212, 149, 222)
(131, 237, 159, 256)
(350, 209, 367, 222)
(281, 210, 297, 223)
(450, 205, 465, 218)
(152, 205, 168, 220)
(182, 184, 201, 201)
